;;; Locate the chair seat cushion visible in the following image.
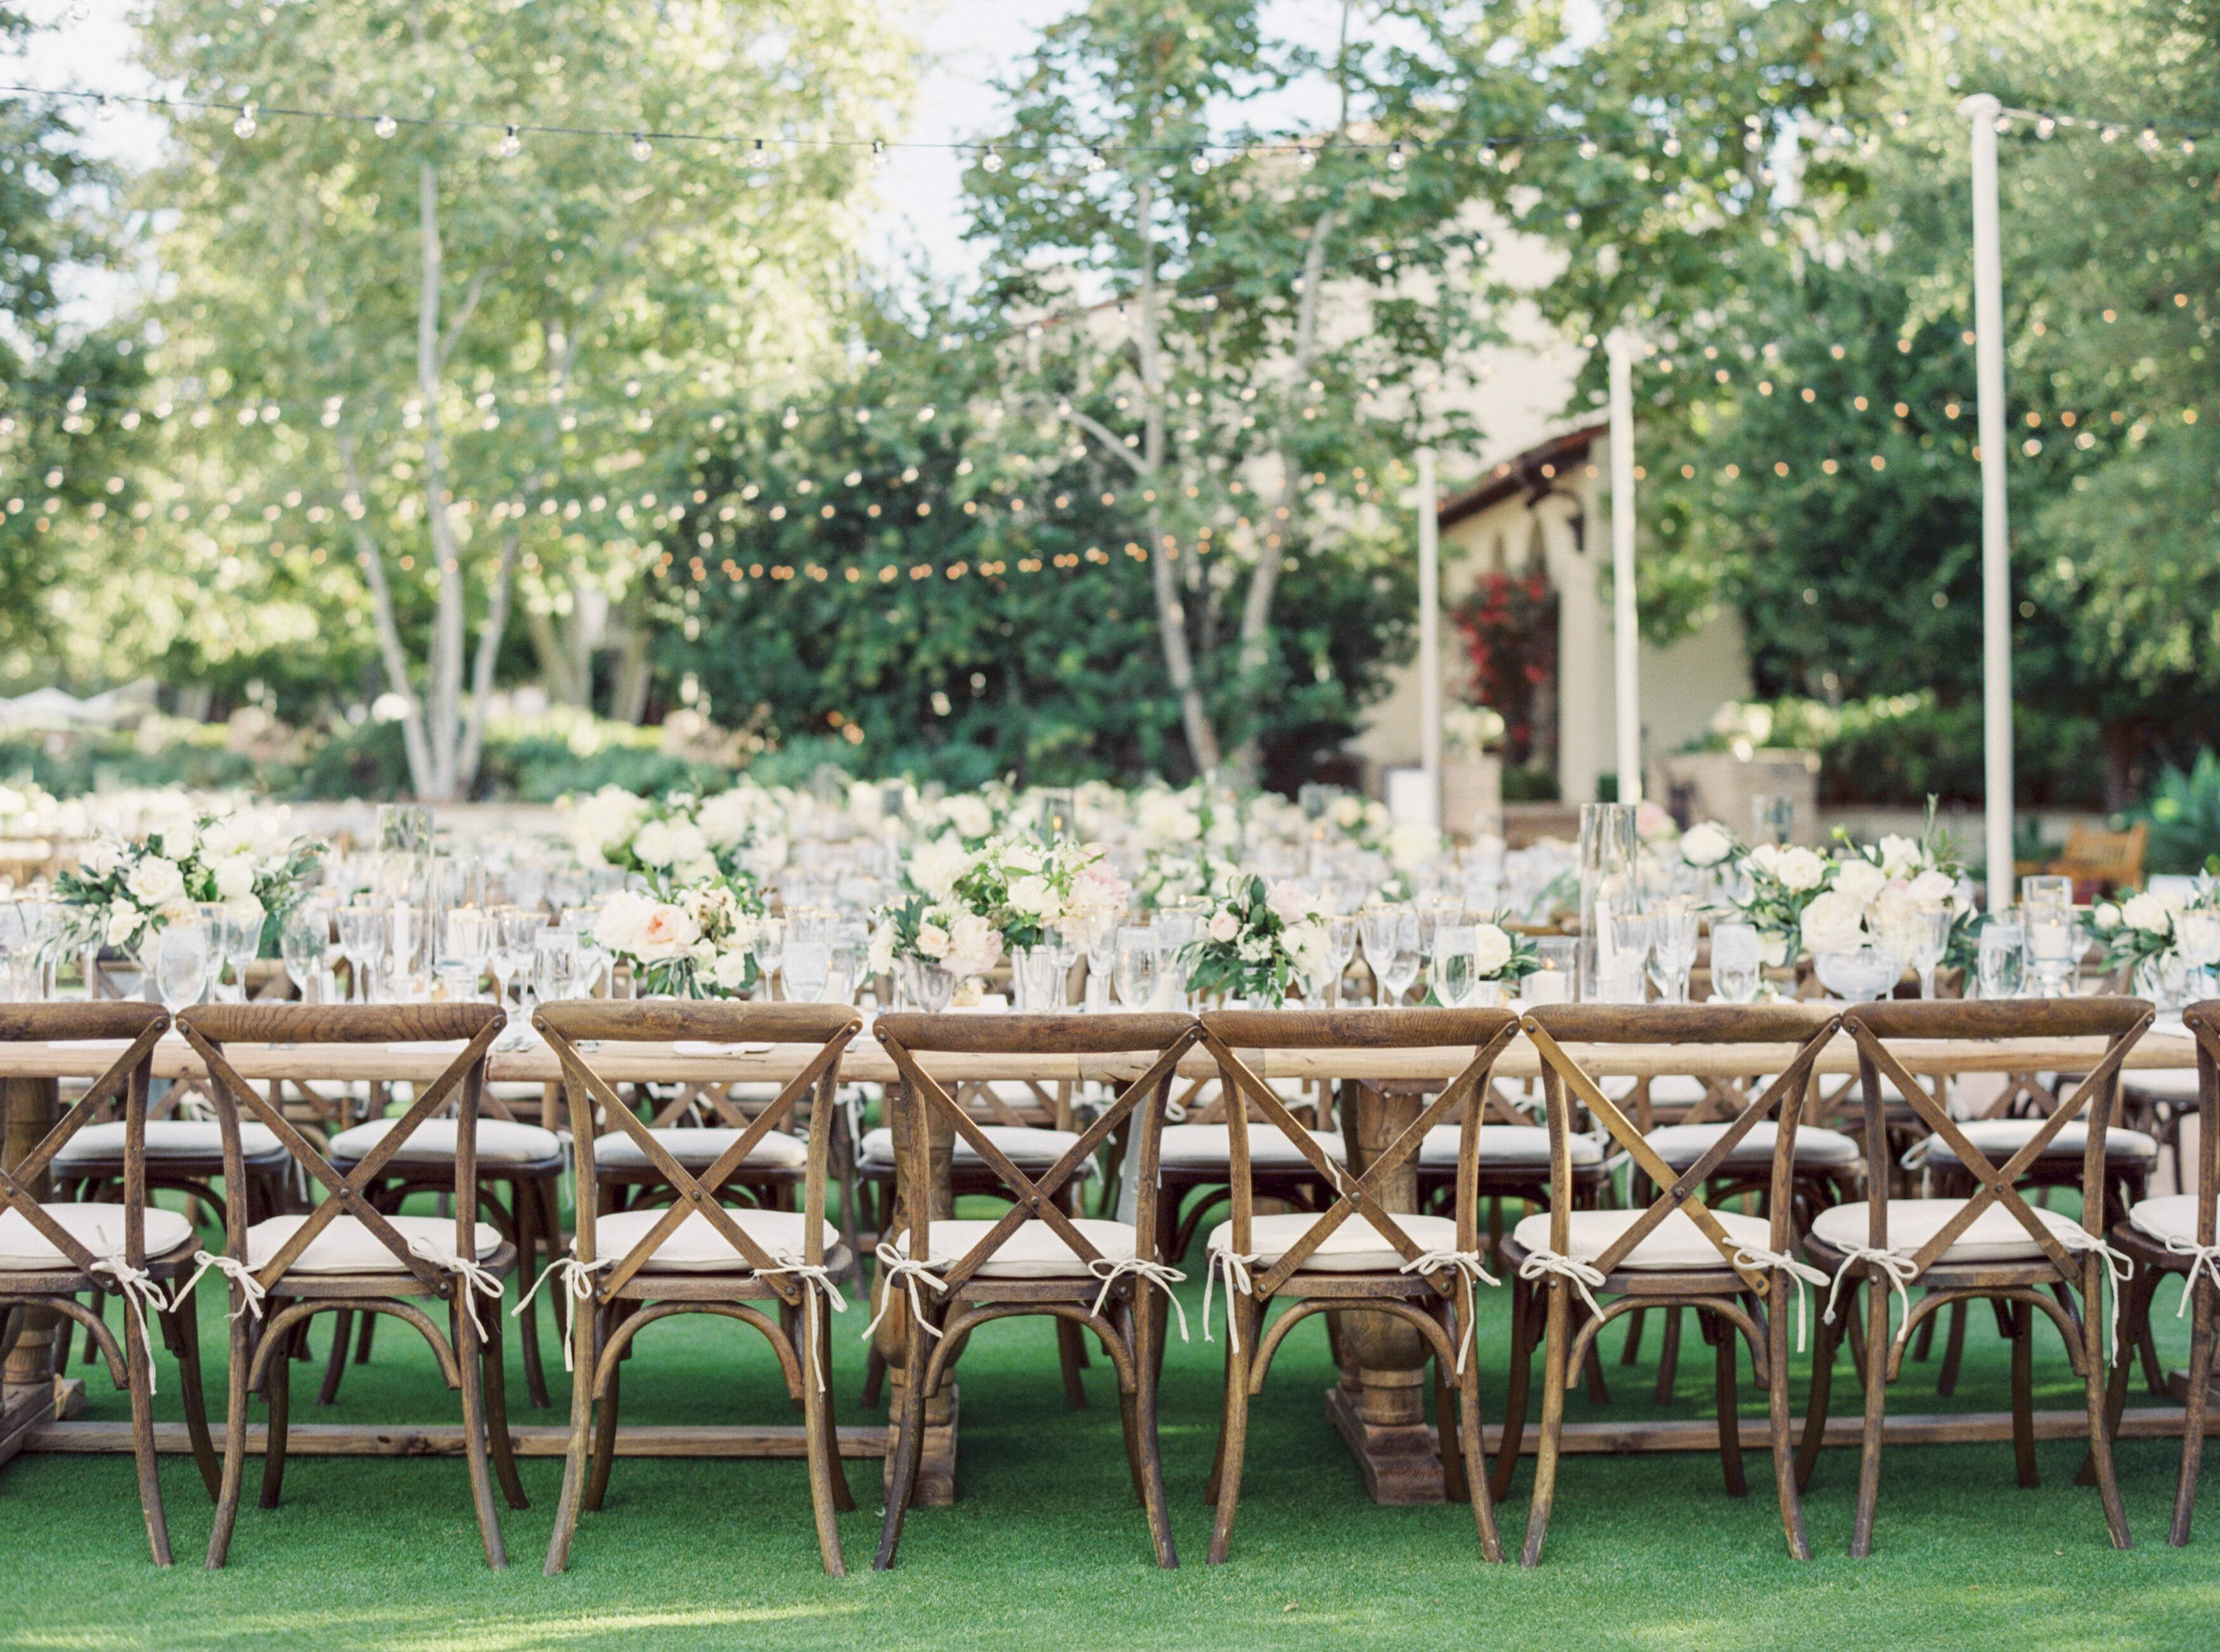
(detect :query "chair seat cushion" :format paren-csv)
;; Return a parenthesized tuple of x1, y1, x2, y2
(1510, 1206, 1773, 1272)
(327, 1118, 562, 1167)
(1642, 1074, 1717, 1107)
(892, 1217, 1136, 1279)
(1808, 1198, 2090, 1264)
(859, 1125, 1086, 1171)
(1643, 1122, 1862, 1170)
(588, 1206, 841, 1272)
(592, 1128, 808, 1171)
(1420, 1125, 1601, 1167)
(1157, 1125, 1346, 1171)
(0, 1202, 195, 1270)
(1905, 1120, 2157, 1168)
(244, 1213, 503, 1274)
(2127, 1194, 2209, 1249)
(53, 1120, 285, 1164)
(2120, 1069, 2202, 1101)
(1207, 1210, 1460, 1272)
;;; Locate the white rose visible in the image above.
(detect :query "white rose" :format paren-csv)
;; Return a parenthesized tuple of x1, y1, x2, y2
(213, 853, 258, 901)
(945, 796, 995, 841)
(1329, 795, 1364, 829)
(1906, 869, 1957, 908)
(1208, 909, 1240, 944)
(867, 922, 898, 975)
(126, 856, 186, 908)
(78, 839, 123, 878)
(1833, 859, 1887, 908)
(915, 921, 952, 960)
(1001, 840, 1045, 875)
(593, 890, 656, 957)
(632, 819, 677, 868)
(910, 840, 973, 902)
(104, 906, 140, 948)
(1679, 822, 1733, 867)
(1758, 930, 1790, 968)
(1775, 847, 1828, 893)
(1875, 835, 1922, 878)
(1748, 843, 1782, 876)
(2092, 902, 2122, 933)
(945, 913, 1002, 977)
(1471, 923, 1515, 979)
(1284, 921, 1333, 988)
(156, 826, 197, 862)
(201, 817, 255, 859)
(663, 822, 709, 868)
(710, 947, 752, 991)
(632, 902, 701, 963)
(1800, 890, 1867, 956)
(2122, 892, 2172, 937)
(1007, 874, 1061, 921)
(1266, 880, 1317, 925)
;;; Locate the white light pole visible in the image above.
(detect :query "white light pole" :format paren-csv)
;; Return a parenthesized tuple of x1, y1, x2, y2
(1606, 329, 1642, 805)
(1962, 93, 2014, 910)
(1416, 445, 1442, 829)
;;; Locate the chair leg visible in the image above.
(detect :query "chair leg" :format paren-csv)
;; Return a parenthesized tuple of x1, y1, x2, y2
(1652, 1305, 1682, 1403)
(2081, 1266, 2162, 1487)
(813, 1303, 854, 1515)
(2075, 1265, 2132, 1549)
(1765, 1278, 1811, 1559)
(1490, 1274, 1535, 1507)
(1129, 1290, 1176, 1569)
(513, 1184, 551, 1411)
(1851, 1276, 1889, 1557)
(874, 1319, 933, 1570)
(1795, 1305, 1845, 1494)
(2009, 1300, 2040, 1489)
(453, 1300, 509, 1569)
(543, 1300, 600, 1575)
(352, 1302, 377, 1365)
(1619, 1305, 1646, 1365)
(799, 1300, 849, 1578)
(481, 1309, 529, 1511)
(316, 1309, 353, 1406)
(204, 1307, 254, 1569)
(1456, 1337, 1504, 1562)
(1204, 1295, 1255, 1566)
(1519, 1278, 1572, 1567)
(163, 1304, 221, 1502)
(860, 1344, 887, 1410)
(583, 1357, 622, 1513)
(259, 1319, 293, 1510)
(1056, 1317, 1089, 1410)
(1909, 1292, 1939, 1363)
(1710, 1311, 1747, 1498)
(123, 1298, 173, 1567)
(2173, 1278, 2215, 1546)
(1936, 1298, 1969, 1397)
(1435, 1341, 1469, 1505)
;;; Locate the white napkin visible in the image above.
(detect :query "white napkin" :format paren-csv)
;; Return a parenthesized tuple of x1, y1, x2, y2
(672, 1040, 776, 1057)
(385, 1040, 467, 1053)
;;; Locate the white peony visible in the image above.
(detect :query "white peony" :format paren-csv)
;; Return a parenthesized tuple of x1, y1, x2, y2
(1265, 880, 1318, 926)
(1000, 840, 1045, 875)
(2091, 902, 2122, 932)
(78, 839, 123, 879)
(710, 947, 754, 991)
(1800, 890, 1867, 956)
(695, 788, 756, 848)
(1775, 847, 1828, 893)
(1758, 930, 1791, 968)
(663, 821, 709, 868)
(1679, 822, 1734, 867)
(945, 913, 1002, 977)
(1007, 874, 1062, 921)
(213, 853, 258, 901)
(569, 786, 650, 864)
(126, 856, 185, 908)
(867, 921, 898, 976)
(1876, 834, 1924, 878)
(1907, 869, 1958, 908)
(200, 816, 256, 859)
(2122, 892, 2173, 937)
(1833, 858, 1887, 908)
(1747, 843, 1783, 877)
(915, 921, 952, 960)
(631, 902, 701, 963)
(592, 890, 657, 957)
(631, 819, 677, 868)
(1471, 923, 1515, 979)
(1329, 795, 1366, 829)
(1136, 793, 1202, 846)
(1208, 908, 1240, 944)
(1283, 920, 1333, 988)
(944, 795, 995, 841)
(910, 839, 973, 902)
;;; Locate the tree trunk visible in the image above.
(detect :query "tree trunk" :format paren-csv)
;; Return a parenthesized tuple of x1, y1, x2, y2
(607, 588, 653, 725)
(457, 529, 519, 793)
(417, 162, 466, 801)
(523, 602, 589, 708)
(338, 439, 435, 796)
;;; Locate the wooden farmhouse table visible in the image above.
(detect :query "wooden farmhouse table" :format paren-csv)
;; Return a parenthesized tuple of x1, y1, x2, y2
(2, 1008, 2203, 1500)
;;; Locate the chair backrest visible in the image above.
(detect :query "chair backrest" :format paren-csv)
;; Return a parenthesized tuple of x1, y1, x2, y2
(0, 1003, 169, 1274)
(179, 1002, 503, 1300)
(1523, 1003, 1843, 1286)
(1842, 996, 2151, 1276)
(1197, 1007, 1520, 1298)
(872, 1012, 1198, 1293)
(2186, 999, 2219, 1252)
(2052, 821, 2148, 894)
(536, 1000, 861, 1305)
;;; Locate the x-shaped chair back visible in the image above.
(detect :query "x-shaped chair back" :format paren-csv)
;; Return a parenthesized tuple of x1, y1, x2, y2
(537, 1000, 861, 1307)
(179, 1003, 503, 1302)
(872, 1012, 1199, 1293)
(0, 1002, 169, 1276)
(1842, 997, 2152, 1276)
(2188, 1000, 2220, 1254)
(1523, 1003, 1844, 1292)
(1198, 1008, 1520, 1299)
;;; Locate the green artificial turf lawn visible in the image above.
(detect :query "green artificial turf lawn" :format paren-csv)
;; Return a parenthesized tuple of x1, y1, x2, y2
(2, 1198, 2216, 1652)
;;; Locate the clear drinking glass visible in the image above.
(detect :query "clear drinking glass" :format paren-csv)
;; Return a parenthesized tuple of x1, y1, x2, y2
(1113, 926, 1160, 1010)
(1909, 905, 1953, 1000)
(783, 935, 834, 1003)
(153, 922, 211, 1015)
(1154, 905, 1201, 1009)
(2023, 896, 2082, 997)
(1011, 945, 1060, 1012)
(1525, 935, 1577, 1005)
(533, 928, 580, 1007)
(1599, 909, 1655, 1004)
(444, 909, 493, 1000)
(1432, 924, 1479, 1008)
(1708, 921, 1762, 1005)
(1377, 912, 1423, 1005)
(336, 904, 384, 1003)
(1977, 915, 2026, 1000)
(1815, 946, 1904, 1003)
(901, 958, 955, 1014)
(279, 904, 330, 1005)
(1324, 914, 1357, 1007)
(1650, 905, 1701, 1004)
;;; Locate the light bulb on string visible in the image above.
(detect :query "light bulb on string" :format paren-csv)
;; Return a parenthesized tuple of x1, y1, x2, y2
(232, 103, 257, 140)
(1388, 140, 1407, 169)
(93, 95, 115, 122)
(750, 137, 768, 171)
(1297, 145, 1317, 172)
(1087, 146, 1107, 173)
(1577, 138, 1597, 160)
(870, 138, 886, 169)
(981, 145, 1003, 173)
(2037, 116, 2056, 139)
(2183, 138, 2197, 155)
(630, 132, 652, 161)
(2139, 126, 2161, 154)
(2102, 125, 2122, 143)
(500, 124, 521, 156)
(1661, 134, 1680, 157)
(373, 113, 397, 138)
(1479, 143, 1498, 166)
(1189, 147, 1209, 175)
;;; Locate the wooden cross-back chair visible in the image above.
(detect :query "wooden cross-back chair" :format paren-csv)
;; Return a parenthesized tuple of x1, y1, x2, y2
(1797, 996, 2151, 1557)
(870, 1010, 1199, 1572)
(1499, 1002, 1844, 1565)
(2097, 997, 2219, 1547)
(1155, 1061, 1347, 1269)
(855, 1069, 1095, 1246)
(0, 1003, 216, 1566)
(177, 1000, 524, 1570)
(1195, 1006, 1522, 1567)
(537, 999, 861, 1579)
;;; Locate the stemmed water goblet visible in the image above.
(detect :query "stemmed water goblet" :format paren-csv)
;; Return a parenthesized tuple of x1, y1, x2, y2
(1707, 921, 1762, 1005)
(152, 920, 211, 1015)
(1649, 904, 1701, 1004)
(1113, 925, 1160, 1011)
(336, 904, 383, 1004)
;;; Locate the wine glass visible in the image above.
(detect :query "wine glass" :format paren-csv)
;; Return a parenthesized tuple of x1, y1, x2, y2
(496, 909, 545, 1040)
(336, 904, 384, 1004)
(1153, 905, 1200, 1009)
(750, 917, 788, 999)
(1359, 904, 1405, 1001)
(1075, 908, 1120, 1012)
(1708, 921, 1762, 1005)
(280, 904, 331, 1005)
(152, 921, 211, 1015)
(1113, 925, 1160, 1010)
(444, 909, 493, 1001)
(1978, 914, 2026, 1000)
(533, 927, 580, 1008)
(783, 934, 834, 1003)
(1432, 924, 1479, 1008)
(1322, 915, 1357, 1007)
(1908, 905, 1953, 1000)
(559, 906, 608, 996)
(1649, 904, 1701, 1004)
(218, 903, 262, 1003)
(1376, 912, 1423, 1005)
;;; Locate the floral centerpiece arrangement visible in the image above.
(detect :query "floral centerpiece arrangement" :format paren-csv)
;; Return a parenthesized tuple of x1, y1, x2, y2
(566, 786, 724, 887)
(56, 814, 323, 957)
(592, 877, 764, 998)
(1131, 784, 1242, 910)
(1181, 874, 1334, 1007)
(1833, 804, 1977, 969)
(1454, 915, 1543, 996)
(2090, 885, 2219, 995)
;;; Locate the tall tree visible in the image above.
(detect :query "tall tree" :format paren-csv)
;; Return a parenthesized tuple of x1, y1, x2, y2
(135, 0, 905, 796)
